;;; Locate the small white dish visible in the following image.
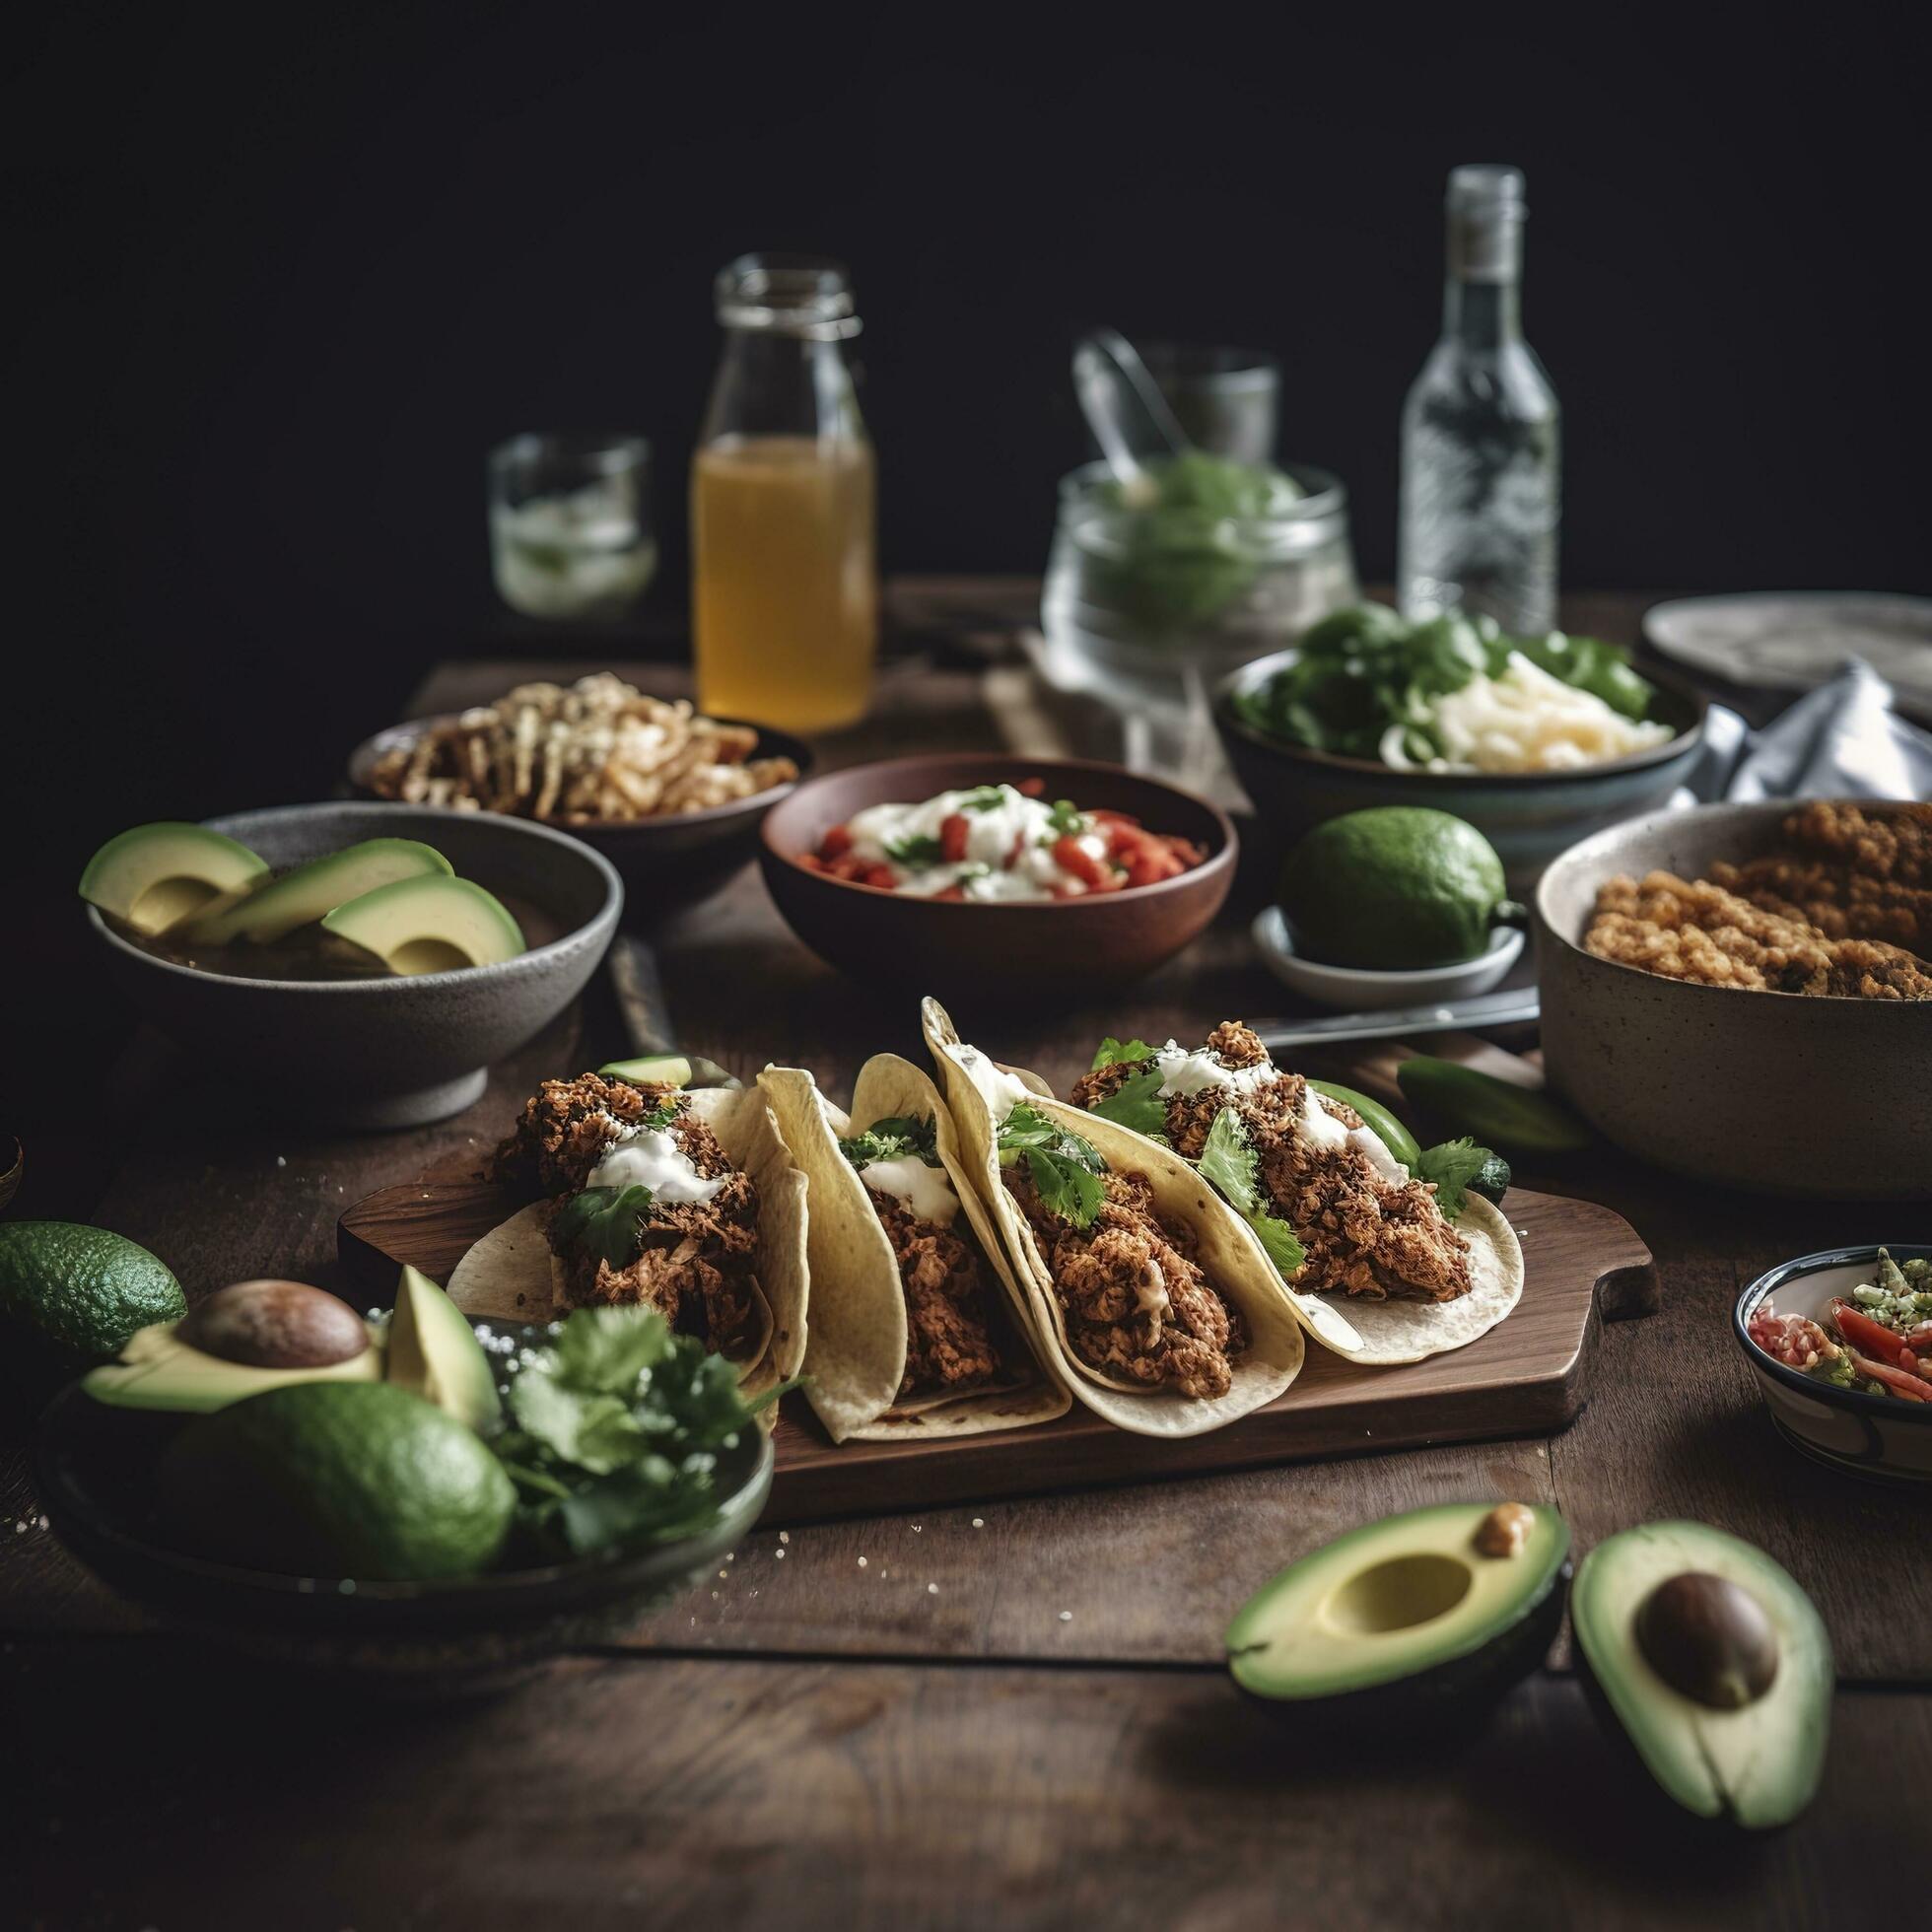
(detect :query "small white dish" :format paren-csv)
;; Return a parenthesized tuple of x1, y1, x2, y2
(1250, 907, 1523, 1010)
(1735, 1246, 1932, 1484)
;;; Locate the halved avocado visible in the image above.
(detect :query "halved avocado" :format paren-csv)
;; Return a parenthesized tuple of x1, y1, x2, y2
(84, 1320, 383, 1413)
(385, 1264, 501, 1431)
(321, 874, 524, 975)
(1227, 1501, 1570, 1731)
(181, 838, 453, 945)
(1572, 1522, 1831, 1828)
(79, 822, 269, 935)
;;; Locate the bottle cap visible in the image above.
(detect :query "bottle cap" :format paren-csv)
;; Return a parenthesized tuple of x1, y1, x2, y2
(1445, 166, 1526, 283)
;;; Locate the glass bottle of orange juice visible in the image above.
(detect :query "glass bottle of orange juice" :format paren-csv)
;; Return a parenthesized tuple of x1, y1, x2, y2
(692, 255, 877, 734)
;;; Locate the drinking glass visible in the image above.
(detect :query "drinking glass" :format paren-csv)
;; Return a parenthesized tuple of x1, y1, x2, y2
(489, 434, 656, 620)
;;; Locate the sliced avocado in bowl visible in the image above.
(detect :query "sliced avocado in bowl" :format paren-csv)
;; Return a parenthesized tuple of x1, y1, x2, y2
(1572, 1521, 1831, 1828)
(322, 874, 524, 975)
(1227, 1500, 1570, 1733)
(79, 822, 269, 936)
(385, 1265, 501, 1431)
(181, 838, 452, 945)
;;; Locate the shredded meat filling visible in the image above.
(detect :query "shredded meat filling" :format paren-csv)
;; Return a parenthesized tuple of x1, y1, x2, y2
(495, 1072, 765, 1357)
(868, 1192, 1003, 1400)
(1003, 1166, 1246, 1399)
(1072, 1023, 1472, 1304)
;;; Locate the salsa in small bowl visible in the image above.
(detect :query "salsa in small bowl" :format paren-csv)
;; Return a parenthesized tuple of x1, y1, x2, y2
(1735, 1243, 1932, 1484)
(760, 755, 1236, 995)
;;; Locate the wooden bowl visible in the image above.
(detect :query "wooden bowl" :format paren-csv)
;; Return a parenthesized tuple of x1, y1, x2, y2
(347, 713, 812, 919)
(758, 754, 1237, 997)
(1536, 799, 1932, 1198)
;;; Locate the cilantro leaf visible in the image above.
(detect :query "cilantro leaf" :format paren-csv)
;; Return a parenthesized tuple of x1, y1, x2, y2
(955, 785, 1009, 813)
(509, 1373, 643, 1475)
(549, 1302, 674, 1390)
(1088, 1063, 1169, 1141)
(1413, 1138, 1507, 1218)
(550, 1184, 655, 1271)
(1045, 798, 1088, 838)
(886, 832, 944, 866)
(1195, 1108, 1305, 1278)
(837, 1113, 940, 1169)
(998, 1103, 1107, 1228)
(1090, 1037, 1158, 1070)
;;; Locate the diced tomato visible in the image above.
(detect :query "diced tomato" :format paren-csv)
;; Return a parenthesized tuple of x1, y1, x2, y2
(939, 812, 970, 862)
(1832, 1299, 1918, 1371)
(1015, 777, 1047, 796)
(932, 884, 966, 901)
(1847, 1348, 1932, 1401)
(818, 823, 854, 860)
(1053, 835, 1111, 889)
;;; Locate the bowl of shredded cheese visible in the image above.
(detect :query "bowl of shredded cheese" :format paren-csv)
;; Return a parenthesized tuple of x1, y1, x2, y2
(1215, 617, 1706, 883)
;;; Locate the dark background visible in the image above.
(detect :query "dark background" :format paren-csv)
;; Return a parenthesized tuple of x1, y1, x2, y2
(8, 3, 1925, 1028)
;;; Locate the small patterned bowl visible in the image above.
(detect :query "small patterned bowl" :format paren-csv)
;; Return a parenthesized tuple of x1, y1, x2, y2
(1734, 1244, 1932, 1484)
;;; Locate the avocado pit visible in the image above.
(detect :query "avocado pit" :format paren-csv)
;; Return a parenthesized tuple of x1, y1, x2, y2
(1636, 1570, 1779, 1710)
(176, 1279, 371, 1370)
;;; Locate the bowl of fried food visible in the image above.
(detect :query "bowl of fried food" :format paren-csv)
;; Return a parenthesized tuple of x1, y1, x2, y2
(1536, 798, 1932, 1197)
(349, 673, 810, 917)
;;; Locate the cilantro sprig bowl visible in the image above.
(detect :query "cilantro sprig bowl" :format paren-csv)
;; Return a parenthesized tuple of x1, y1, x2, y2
(34, 1304, 775, 1687)
(759, 754, 1237, 996)
(1214, 627, 1706, 883)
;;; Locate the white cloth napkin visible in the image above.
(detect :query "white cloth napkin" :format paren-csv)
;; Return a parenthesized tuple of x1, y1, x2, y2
(1680, 660, 1932, 805)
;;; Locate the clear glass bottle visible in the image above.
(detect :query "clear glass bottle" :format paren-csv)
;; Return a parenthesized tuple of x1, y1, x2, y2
(1398, 166, 1559, 635)
(691, 254, 877, 734)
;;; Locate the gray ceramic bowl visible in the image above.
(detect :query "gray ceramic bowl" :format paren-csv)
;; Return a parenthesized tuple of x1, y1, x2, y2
(1537, 800, 1931, 1198)
(87, 803, 622, 1129)
(1214, 651, 1708, 883)
(1735, 1245, 1932, 1484)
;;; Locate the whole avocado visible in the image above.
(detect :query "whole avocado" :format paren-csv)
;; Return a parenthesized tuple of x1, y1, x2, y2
(1279, 807, 1509, 970)
(155, 1381, 515, 1581)
(0, 1221, 187, 1415)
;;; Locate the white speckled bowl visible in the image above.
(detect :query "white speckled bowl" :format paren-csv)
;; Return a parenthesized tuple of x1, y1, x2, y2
(1536, 800, 1932, 1198)
(1736, 1245, 1932, 1484)
(87, 803, 622, 1129)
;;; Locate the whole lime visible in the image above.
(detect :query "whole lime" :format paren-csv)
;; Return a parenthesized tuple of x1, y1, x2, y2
(0, 1221, 186, 1413)
(155, 1381, 515, 1581)
(1279, 808, 1508, 968)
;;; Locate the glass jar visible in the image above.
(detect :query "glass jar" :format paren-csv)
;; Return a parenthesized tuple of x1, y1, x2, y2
(691, 254, 877, 735)
(1038, 459, 1358, 778)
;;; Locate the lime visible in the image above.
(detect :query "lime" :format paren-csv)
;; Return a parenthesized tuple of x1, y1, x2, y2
(155, 1381, 514, 1580)
(1279, 807, 1508, 969)
(0, 1221, 186, 1410)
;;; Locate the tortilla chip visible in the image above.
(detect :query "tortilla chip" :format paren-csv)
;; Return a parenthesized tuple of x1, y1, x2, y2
(920, 999, 1304, 1438)
(760, 1056, 1070, 1442)
(444, 1080, 808, 1400)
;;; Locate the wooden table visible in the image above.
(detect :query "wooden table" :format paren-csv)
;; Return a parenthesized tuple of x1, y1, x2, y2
(5, 588, 1926, 1930)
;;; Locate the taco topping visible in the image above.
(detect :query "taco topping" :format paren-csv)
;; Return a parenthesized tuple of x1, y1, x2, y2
(1073, 1023, 1473, 1305)
(494, 1072, 764, 1357)
(993, 1102, 1249, 1399)
(836, 1112, 1004, 1401)
(802, 781, 1204, 901)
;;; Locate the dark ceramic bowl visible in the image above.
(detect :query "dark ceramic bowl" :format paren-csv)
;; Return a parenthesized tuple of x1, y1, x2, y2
(86, 802, 621, 1130)
(1734, 1244, 1932, 1484)
(1537, 800, 1931, 1198)
(758, 754, 1237, 996)
(348, 712, 811, 918)
(35, 1377, 774, 1690)
(1213, 653, 1708, 884)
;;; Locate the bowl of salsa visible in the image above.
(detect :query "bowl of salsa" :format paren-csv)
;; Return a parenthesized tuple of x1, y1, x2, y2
(758, 754, 1236, 996)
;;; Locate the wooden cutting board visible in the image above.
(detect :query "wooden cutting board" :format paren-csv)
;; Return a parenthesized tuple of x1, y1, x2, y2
(338, 1165, 1653, 1526)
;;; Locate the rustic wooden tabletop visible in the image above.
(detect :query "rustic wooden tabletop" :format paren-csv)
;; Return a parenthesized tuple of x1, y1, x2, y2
(5, 587, 1925, 1930)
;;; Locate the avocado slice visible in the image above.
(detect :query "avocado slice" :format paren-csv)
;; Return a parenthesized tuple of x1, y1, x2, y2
(79, 822, 269, 935)
(84, 1317, 383, 1413)
(1572, 1522, 1831, 1828)
(385, 1265, 501, 1431)
(320, 874, 524, 975)
(181, 838, 453, 945)
(596, 1053, 742, 1090)
(1227, 1501, 1570, 1731)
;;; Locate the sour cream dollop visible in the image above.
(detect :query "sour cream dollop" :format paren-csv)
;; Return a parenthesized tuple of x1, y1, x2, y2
(1296, 1088, 1406, 1185)
(1152, 1042, 1278, 1100)
(588, 1126, 724, 1205)
(859, 1155, 960, 1226)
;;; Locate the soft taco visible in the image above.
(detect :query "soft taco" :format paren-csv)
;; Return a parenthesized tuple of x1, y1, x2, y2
(1060, 1022, 1524, 1365)
(760, 1055, 1070, 1442)
(920, 999, 1304, 1437)
(447, 1070, 808, 1401)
